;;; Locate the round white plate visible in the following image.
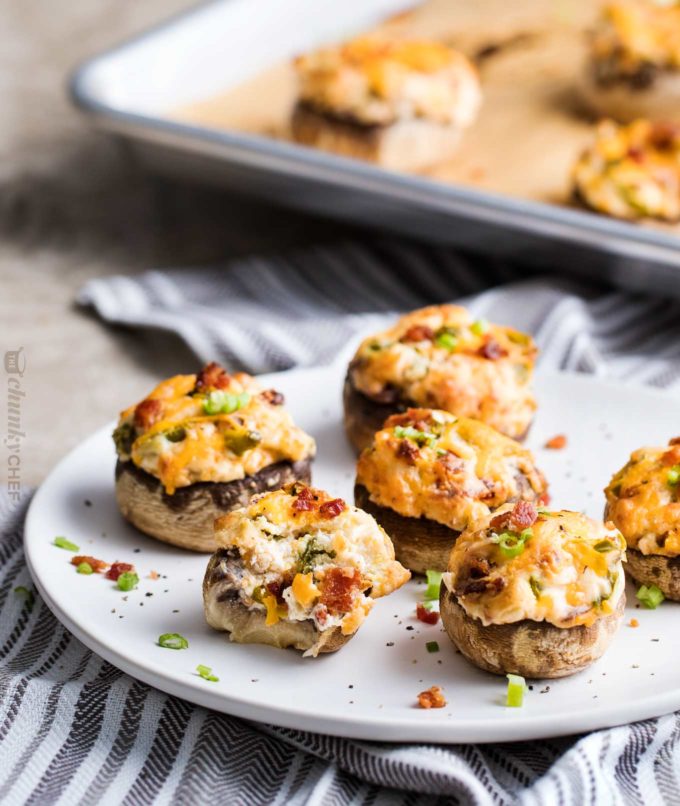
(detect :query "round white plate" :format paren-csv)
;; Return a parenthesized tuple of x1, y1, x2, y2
(25, 366, 680, 743)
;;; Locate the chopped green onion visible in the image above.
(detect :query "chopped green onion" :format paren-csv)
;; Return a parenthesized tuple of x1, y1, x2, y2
(506, 674, 526, 707)
(424, 570, 443, 601)
(117, 572, 139, 592)
(203, 391, 250, 415)
(76, 562, 93, 575)
(529, 577, 542, 599)
(224, 429, 261, 455)
(594, 540, 614, 552)
(196, 664, 219, 682)
(368, 342, 382, 352)
(497, 529, 531, 559)
(435, 331, 458, 351)
(14, 586, 34, 605)
(394, 425, 436, 447)
(165, 426, 186, 443)
(426, 641, 440, 653)
(471, 318, 489, 336)
(667, 466, 680, 486)
(636, 583, 665, 609)
(54, 536, 79, 552)
(158, 633, 189, 650)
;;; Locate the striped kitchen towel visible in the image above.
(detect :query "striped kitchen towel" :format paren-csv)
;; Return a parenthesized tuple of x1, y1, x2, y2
(4, 239, 680, 805)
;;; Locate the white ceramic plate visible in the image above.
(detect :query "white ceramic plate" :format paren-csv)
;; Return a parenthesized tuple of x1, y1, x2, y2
(25, 365, 680, 743)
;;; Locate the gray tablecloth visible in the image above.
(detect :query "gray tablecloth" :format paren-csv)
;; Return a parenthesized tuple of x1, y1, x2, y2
(4, 240, 680, 805)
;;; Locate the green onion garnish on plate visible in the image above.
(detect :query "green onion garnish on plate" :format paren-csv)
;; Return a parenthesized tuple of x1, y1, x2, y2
(117, 571, 139, 592)
(636, 583, 664, 609)
(426, 641, 440, 653)
(506, 674, 526, 707)
(54, 536, 79, 552)
(196, 664, 219, 682)
(76, 562, 93, 575)
(158, 633, 189, 650)
(424, 570, 443, 601)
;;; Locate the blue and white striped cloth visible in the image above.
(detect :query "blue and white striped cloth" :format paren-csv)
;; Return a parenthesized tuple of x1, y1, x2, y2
(3, 239, 680, 805)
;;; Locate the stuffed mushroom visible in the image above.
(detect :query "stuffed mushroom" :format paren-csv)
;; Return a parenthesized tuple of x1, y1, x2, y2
(291, 35, 481, 172)
(573, 118, 680, 221)
(203, 483, 410, 656)
(344, 304, 537, 453)
(581, 1, 680, 124)
(114, 362, 316, 552)
(605, 437, 680, 600)
(355, 408, 548, 574)
(440, 502, 626, 679)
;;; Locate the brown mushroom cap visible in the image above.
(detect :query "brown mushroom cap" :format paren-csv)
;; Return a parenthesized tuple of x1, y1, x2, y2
(115, 458, 312, 552)
(625, 548, 680, 601)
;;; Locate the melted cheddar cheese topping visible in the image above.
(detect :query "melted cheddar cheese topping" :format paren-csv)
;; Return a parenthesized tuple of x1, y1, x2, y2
(605, 438, 680, 556)
(444, 507, 626, 628)
(113, 365, 315, 494)
(349, 305, 537, 440)
(211, 484, 410, 650)
(593, 1, 680, 77)
(356, 409, 547, 531)
(294, 35, 481, 127)
(573, 119, 680, 221)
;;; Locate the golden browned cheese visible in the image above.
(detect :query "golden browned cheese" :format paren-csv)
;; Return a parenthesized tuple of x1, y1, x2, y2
(213, 484, 410, 637)
(113, 364, 315, 494)
(605, 439, 680, 556)
(573, 119, 680, 221)
(444, 506, 626, 628)
(593, 1, 680, 74)
(349, 304, 537, 440)
(294, 35, 481, 127)
(356, 408, 547, 530)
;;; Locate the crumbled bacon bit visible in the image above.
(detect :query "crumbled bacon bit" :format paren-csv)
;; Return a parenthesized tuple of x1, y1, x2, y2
(490, 500, 538, 532)
(133, 398, 162, 429)
(314, 604, 329, 627)
(319, 498, 346, 519)
(416, 603, 440, 625)
(148, 570, 160, 580)
(266, 580, 285, 601)
(417, 686, 446, 709)
(458, 576, 505, 596)
(661, 446, 680, 466)
(627, 146, 644, 163)
(293, 486, 316, 512)
(544, 434, 567, 450)
(400, 325, 435, 343)
(386, 408, 432, 431)
(437, 452, 465, 473)
(669, 437, 680, 446)
(71, 555, 108, 573)
(629, 618, 639, 628)
(321, 568, 362, 614)
(260, 388, 285, 406)
(106, 562, 135, 581)
(194, 361, 231, 392)
(538, 491, 551, 506)
(396, 439, 419, 464)
(478, 338, 507, 360)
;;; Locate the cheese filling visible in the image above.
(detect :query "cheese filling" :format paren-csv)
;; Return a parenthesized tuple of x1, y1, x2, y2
(356, 408, 547, 530)
(445, 506, 626, 628)
(113, 365, 316, 494)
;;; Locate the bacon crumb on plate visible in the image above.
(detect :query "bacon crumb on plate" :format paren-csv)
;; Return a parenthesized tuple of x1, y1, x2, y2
(416, 603, 440, 625)
(71, 555, 108, 573)
(148, 570, 160, 580)
(544, 434, 567, 450)
(629, 618, 639, 628)
(106, 562, 135, 581)
(417, 685, 447, 709)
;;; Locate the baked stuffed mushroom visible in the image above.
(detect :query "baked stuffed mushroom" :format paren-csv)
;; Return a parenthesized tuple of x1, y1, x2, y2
(354, 408, 548, 574)
(292, 36, 481, 172)
(581, 1, 680, 124)
(114, 362, 316, 552)
(203, 483, 410, 656)
(440, 502, 626, 678)
(605, 437, 680, 600)
(573, 118, 680, 221)
(344, 304, 537, 453)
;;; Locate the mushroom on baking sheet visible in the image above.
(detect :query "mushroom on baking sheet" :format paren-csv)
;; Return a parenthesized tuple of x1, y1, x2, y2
(202, 483, 410, 656)
(113, 362, 315, 551)
(440, 503, 626, 679)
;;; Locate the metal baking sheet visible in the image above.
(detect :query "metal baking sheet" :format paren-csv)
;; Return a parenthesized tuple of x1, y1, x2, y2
(70, 0, 680, 295)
